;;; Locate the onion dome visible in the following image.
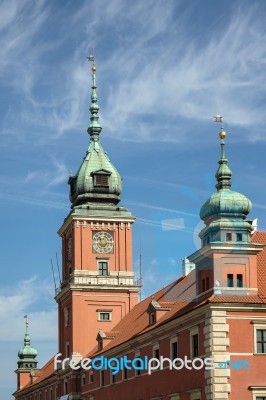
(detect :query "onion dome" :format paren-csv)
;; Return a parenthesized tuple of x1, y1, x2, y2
(69, 61, 122, 209)
(200, 128, 251, 224)
(18, 317, 38, 369)
(199, 121, 253, 245)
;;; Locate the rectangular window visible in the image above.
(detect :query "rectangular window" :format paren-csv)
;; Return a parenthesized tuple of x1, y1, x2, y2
(152, 345, 160, 371)
(94, 174, 109, 187)
(226, 232, 232, 241)
(100, 370, 105, 387)
(192, 334, 199, 358)
(237, 274, 243, 288)
(89, 371, 94, 384)
(135, 359, 141, 376)
(154, 347, 159, 359)
(123, 366, 128, 380)
(134, 351, 141, 376)
(256, 398, 266, 400)
(64, 381, 68, 395)
(98, 311, 111, 321)
(98, 261, 108, 276)
(256, 329, 266, 353)
(81, 374, 86, 386)
(237, 233, 243, 241)
(111, 371, 116, 383)
(206, 277, 209, 290)
(150, 312, 156, 324)
(98, 340, 103, 350)
(171, 341, 178, 360)
(202, 279, 205, 292)
(227, 274, 234, 287)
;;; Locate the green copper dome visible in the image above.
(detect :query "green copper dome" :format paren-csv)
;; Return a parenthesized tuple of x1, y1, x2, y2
(17, 318, 38, 369)
(200, 139, 251, 223)
(69, 63, 122, 209)
(198, 124, 253, 245)
(200, 189, 252, 222)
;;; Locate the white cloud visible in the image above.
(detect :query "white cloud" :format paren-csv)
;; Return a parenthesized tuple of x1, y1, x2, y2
(0, 277, 57, 341)
(2, 1, 265, 144)
(161, 218, 185, 231)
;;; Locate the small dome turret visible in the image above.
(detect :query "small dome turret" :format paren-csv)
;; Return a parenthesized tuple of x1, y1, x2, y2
(17, 316, 38, 370)
(199, 117, 253, 244)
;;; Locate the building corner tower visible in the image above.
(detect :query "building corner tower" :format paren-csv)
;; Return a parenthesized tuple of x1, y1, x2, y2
(55, 60, 140, 360)
(189, 118, 264, 298)
(16, 317, 38, 391)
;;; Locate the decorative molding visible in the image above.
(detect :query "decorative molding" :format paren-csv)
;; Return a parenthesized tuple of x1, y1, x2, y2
(204, 309, 230, 400)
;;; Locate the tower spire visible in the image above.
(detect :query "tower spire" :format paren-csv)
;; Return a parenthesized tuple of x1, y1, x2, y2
(24, 315, 30, 346)
(87, 54, 102, 141)
(17, 316, 38, 370)
(213, 115, 232, 191)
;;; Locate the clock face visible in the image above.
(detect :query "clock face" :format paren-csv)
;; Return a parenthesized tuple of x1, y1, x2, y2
(92, 231, 114, 254)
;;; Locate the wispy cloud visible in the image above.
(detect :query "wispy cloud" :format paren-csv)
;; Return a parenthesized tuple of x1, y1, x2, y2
(0, 277, 57, 341)
(2, 1, 266, 144)
(0, 192, 68, 210)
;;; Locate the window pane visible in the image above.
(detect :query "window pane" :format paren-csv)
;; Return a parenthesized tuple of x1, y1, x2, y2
(171, 341, 178, 359)
(256, 329, 266, 353)
(237, 274, 243, 288)
(257, 329, 263, 341)
(99, 312, 110, 320)
(99, 262, 108, 275)
(227, 274, 234, 287)
(237, 233, 242, 241)
(226, 233, 232, 241)
(192, 334, 199, 357)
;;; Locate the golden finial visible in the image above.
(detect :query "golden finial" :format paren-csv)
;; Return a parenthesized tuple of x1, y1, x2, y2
(87, 54, 96, 72)
(213, 115, 226, 139)
(219, 129, 226, 139)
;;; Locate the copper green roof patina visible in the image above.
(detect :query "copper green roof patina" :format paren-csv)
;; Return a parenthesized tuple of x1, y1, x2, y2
(199, 122, 252, 244)
(68, 61, 124, 213)
(18, 317, 38, 369)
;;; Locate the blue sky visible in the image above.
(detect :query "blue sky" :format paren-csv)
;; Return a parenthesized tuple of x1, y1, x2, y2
(1, 0, 266, 397)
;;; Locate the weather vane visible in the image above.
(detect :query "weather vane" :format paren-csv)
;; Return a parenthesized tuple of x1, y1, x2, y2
(87, 52, 96, 72)
(213, 114, 226, 139)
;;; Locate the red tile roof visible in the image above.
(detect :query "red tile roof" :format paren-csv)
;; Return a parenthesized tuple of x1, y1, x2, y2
(88, 232, 266, 356)
(16, 357, 56, 393)
(18, 231, 266, 393)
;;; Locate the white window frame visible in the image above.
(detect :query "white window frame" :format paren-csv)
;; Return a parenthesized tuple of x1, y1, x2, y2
(97, 310, 112, 321)
(97, 260, 109, 276)
(253, 323, 266, 354)
(250, 386, 266, 400)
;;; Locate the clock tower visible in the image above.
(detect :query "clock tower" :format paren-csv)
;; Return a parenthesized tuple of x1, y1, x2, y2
(56, 60, 140, 359)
